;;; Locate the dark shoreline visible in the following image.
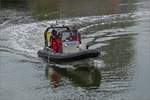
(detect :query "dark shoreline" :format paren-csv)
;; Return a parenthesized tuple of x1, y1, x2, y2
(0, 0, 26, 2)
(0, 0, 27, 9)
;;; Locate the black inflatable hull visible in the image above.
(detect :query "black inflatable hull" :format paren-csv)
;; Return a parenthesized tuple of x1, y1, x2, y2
(38, 49, 100, 62)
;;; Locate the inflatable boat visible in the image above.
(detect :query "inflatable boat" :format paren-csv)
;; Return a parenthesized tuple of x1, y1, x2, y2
(37, 26, 100, 62)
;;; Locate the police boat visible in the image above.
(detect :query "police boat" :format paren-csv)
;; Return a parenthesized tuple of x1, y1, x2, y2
(37, 26, 100, 62)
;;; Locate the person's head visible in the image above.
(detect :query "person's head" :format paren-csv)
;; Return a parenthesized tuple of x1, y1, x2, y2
(72, 27, 77, 33)
(52, 30, 57, 37)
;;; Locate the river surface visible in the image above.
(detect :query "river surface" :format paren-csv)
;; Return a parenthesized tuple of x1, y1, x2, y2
(0, 0, 150, 100)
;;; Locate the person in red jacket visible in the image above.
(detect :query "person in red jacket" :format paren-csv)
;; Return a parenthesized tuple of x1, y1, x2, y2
(50, 30, 62, 53)
(71, 28, 81, 44)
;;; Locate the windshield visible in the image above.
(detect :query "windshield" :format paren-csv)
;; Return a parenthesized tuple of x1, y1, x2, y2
(61, 31, 71, 41)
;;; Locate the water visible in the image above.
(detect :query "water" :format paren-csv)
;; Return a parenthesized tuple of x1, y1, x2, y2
(0, 0, 150, 100)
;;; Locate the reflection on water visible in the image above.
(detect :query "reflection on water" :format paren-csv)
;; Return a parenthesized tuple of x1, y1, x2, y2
(1, 0, 150, 99)
(28, 0, 137, 20)
(102, 36, 135, 69)
(0, 1, 27, 9)
(45, 64, 101, 88)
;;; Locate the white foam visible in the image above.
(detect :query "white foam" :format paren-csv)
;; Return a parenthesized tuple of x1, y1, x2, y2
(95, 37, 118, 42)
(89, 43, 108, 49)
(0, 12, 137, 57)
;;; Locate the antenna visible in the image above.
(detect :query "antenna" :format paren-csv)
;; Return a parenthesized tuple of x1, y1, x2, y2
(56, 19, 58, 25)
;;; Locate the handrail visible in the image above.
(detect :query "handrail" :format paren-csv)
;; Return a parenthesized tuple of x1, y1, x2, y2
(46, 26, 70, 31)
(44, 26, 71, 47)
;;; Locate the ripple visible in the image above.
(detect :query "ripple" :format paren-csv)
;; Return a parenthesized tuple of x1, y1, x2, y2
(95, 37, 118, 42)
(89, 43, 108, 49)
(0, 11, 140, 57)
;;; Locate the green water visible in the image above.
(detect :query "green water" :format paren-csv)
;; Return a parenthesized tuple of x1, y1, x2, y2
(0, 0, 150, 100)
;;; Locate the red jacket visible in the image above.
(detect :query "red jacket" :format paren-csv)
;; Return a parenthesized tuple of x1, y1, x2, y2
(51, 38, 62, 53)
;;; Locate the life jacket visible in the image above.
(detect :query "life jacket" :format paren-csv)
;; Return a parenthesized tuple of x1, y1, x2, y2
(47, 32, 52, 42)
(51, 37, 62, 53)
